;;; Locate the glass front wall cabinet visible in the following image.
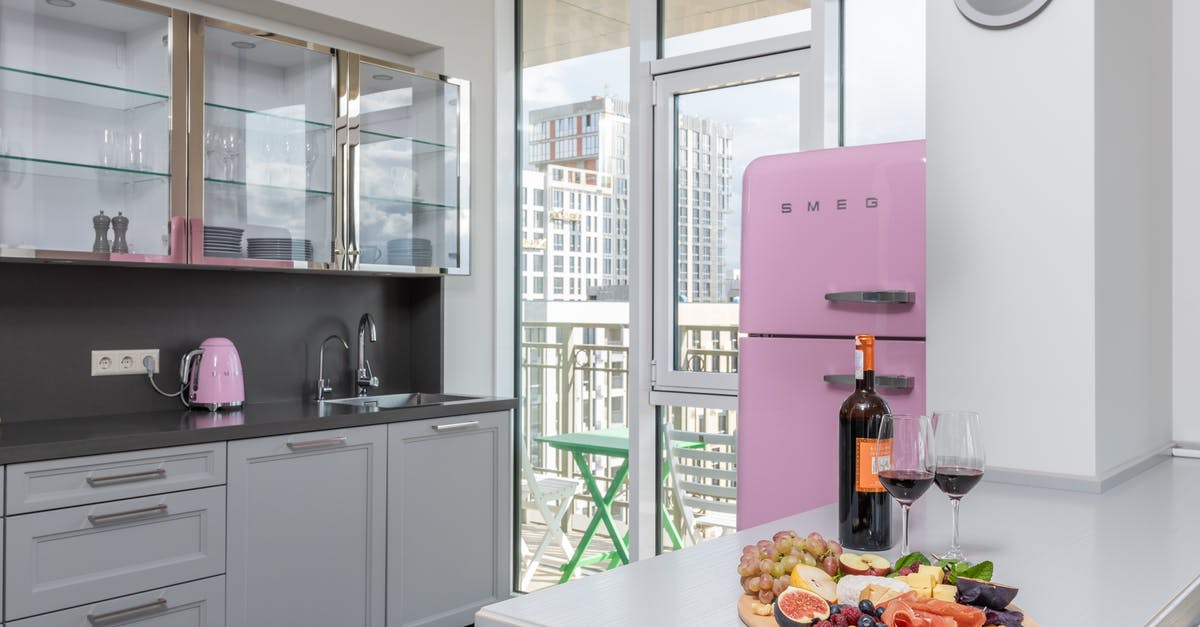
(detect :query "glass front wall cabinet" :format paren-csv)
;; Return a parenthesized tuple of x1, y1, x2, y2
(346, 54, 469, 274)
(0, 0, 186, 262)
(190, 18, 338, 269)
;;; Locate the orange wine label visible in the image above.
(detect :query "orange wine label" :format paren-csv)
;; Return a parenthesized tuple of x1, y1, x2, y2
(856, 438, 892, 493)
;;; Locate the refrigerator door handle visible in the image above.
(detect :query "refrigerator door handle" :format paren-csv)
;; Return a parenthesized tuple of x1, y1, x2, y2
(824, 290, 915, 304)
(823, 374, 914, 390)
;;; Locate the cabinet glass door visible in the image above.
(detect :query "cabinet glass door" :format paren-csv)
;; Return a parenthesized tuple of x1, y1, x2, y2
(354, 59, 468, 273)
(197, 21, 336, 269)
(0, 0, 181, 262)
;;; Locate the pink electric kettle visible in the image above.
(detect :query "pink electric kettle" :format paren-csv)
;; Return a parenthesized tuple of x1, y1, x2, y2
(180, 337, 245, 411)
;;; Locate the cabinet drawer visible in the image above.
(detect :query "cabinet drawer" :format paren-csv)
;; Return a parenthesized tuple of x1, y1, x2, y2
(7, 575, 225, 627)
(6, 486, 226, 620)
(7, 443, 226, 515)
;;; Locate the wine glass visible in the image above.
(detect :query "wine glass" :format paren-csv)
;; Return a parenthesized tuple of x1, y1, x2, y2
(220, 129, 242, 181)
(304, 138, 319, 187)
(876, 414, 936, 555)
(932, 411, 985, 561)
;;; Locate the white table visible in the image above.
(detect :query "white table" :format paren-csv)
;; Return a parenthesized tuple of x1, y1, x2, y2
(477, 457, 1200, 626)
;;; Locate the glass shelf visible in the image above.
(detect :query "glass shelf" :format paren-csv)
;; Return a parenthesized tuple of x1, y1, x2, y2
(361, 195, 457, 209)
(360, 130, 455, 155)
(204, 102, 333, 129)
(204, 177, 333, 196)
(0, 154, 168, 184)
(0, 65, 168, 111)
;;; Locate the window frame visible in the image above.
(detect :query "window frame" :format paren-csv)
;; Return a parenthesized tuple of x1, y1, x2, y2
(649, 47, 823, 397)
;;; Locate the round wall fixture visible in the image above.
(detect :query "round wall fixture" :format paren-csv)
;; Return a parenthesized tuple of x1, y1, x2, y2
(954, 0, 1052, 28)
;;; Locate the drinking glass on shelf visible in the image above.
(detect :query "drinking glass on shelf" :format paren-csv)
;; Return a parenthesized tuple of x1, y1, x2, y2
(204, 128, 219, 177)
(220, 129, 242, 181)
(876, 414, 936, 555)
(305, 138, 318, 187)
(932, 411, 986, 561)
(100, 129, 122, 168)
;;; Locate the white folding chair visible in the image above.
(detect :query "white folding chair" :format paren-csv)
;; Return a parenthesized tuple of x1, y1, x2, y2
(665, 425, 738, 546)
(519, 445, 583, 589)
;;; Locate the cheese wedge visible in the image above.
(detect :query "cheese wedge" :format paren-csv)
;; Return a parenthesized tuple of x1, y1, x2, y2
(933, 584, 958, 602)
(917, 564, 945, 586)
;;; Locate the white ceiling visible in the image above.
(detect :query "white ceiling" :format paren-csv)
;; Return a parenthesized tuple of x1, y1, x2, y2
(521, 0, 809, 67)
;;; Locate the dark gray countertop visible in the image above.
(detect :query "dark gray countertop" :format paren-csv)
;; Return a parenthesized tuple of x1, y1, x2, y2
(0, 395, 517, 464)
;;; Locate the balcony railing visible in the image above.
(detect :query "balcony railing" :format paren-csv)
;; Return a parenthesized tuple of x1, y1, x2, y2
(518, 316, 739, 590)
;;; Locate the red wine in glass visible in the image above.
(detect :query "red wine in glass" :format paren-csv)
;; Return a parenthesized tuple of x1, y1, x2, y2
(876, 414, 935, 555)
(934, 466, 984, 497)
(932, 411, 986, 561)
(879, 469, 936, 503)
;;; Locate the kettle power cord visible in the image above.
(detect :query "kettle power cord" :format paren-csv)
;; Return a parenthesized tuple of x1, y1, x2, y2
(142, 355, 190, 408)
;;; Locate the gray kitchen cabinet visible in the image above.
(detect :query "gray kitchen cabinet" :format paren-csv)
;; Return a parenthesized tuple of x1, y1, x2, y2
(226, 425, 386, 627)
(5, 486, 226, 621)
(388, 412, 512, 627)
(7, 442, 225, 514)
(7, 575, 225, 627)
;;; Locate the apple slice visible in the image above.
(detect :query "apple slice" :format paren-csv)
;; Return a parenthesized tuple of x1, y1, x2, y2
(838, 552, 871, 576)
(860, 553, 893, 576)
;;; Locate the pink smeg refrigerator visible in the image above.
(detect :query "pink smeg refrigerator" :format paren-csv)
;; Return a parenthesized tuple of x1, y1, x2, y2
(737, 140, 926, 530)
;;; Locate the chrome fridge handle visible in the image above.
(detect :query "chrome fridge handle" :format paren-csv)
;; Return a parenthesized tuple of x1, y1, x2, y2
(823, 374, 914, 390)
(824, 290, 915, 304)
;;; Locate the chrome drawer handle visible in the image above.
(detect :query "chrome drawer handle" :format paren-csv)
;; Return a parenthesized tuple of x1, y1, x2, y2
(824, 290, 915, 304)
(823, 374, 915, 390)
(86, 468, 166, 487)
(87, 598, 168, 624)
(433, 420, 480, 431)
(87, 504, 169, 525)
(287, 436, 348, 451)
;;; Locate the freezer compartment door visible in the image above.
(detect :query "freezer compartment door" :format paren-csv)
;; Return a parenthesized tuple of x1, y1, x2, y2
(740, 140, 925, 337)
(737, 336, 925, 530)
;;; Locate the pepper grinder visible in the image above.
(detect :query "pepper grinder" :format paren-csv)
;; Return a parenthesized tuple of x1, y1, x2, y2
(111, 211, 129, 253)
(92, 210, 111, 253)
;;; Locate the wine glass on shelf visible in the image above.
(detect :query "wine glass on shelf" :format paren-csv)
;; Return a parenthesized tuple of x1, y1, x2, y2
(220, 128, 242, 181)
(876, 414, 936, 555)
(932, 410, 986, 561)
(305, 137, 319, 188)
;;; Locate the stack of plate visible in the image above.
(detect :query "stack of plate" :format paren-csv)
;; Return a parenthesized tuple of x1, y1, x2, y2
(387, 238, 433, 266)
(204, 226, 244, 258)
(247, 238, 314, 262)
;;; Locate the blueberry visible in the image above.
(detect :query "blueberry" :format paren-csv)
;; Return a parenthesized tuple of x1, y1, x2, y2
(829, 604, 842, 615)
(858, 600, 875, 614)
(875, 606, 886, 618)
(857, 616, 876, 627)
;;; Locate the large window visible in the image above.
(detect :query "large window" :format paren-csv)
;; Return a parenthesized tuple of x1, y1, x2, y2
(518, 0, 631, 593)
(517, 0, 925, 595)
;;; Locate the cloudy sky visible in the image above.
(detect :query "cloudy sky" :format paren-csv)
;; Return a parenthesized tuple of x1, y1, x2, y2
(519, 1, 924, 277)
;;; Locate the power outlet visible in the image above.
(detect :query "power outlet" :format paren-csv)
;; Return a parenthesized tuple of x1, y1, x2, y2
(91, 349, 160, 376)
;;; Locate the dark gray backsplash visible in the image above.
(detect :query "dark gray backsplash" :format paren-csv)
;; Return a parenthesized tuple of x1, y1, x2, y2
(0, 263, 442, 422)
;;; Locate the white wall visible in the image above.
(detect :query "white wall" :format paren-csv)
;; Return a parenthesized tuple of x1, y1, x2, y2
(1175, 0, 1200, 445)
(161, 0, 514, 398)
(928, 0, 1174, 479)
(1094, 0, 1173, 475)
(927, 0, 1098, 477)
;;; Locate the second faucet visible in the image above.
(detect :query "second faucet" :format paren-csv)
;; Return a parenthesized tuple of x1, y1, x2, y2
(355, 313, 380, 396)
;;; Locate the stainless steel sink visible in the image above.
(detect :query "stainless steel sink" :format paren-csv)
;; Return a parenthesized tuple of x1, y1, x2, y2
(321, 392, 477, 409)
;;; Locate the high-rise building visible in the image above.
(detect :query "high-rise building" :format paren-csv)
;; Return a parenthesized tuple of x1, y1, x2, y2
(521, 96, 732, 303)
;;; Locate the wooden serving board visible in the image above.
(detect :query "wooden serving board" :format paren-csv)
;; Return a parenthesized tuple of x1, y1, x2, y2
(737, 594, 1039, 627)
(737, 594, 779, 627)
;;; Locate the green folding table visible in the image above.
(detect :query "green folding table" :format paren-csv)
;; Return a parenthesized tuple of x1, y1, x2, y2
(534, 427, 703, 582)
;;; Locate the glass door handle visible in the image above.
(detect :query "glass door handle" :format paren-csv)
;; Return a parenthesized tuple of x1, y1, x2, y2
(823, 374, 914, 389)
(824, 290, 915, 304)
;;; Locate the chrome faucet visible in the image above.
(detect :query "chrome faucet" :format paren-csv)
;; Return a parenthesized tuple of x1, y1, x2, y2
(355, 313, 380, 396)
(316, 334, 349, 401)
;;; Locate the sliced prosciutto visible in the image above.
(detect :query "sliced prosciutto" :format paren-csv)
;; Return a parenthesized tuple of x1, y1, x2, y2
(881, 593, 987, 627)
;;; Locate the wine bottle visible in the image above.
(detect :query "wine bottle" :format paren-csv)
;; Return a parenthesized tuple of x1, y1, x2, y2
(838, 334, 894, 551)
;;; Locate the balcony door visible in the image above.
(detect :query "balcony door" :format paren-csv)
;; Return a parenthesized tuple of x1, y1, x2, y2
(651, 49, 820, 396)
